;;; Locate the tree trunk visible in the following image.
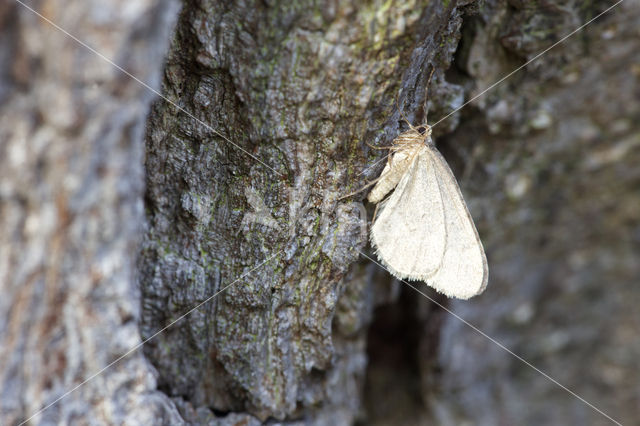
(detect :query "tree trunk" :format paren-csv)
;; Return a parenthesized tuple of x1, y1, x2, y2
(2, 0, 639, 425)
(139, 0, 476, 423)
(0, 0, 183, 424)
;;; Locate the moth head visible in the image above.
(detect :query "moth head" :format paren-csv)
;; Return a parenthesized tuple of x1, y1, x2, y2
(417, 124, 432, 139)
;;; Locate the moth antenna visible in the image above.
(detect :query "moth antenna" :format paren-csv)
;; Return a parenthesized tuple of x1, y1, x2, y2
(365, 139, 395, 150)
(340, 150, 396, 200)
(422, 67, 436, 126)
(338, 174, 385, 200)
(395, 89, 415, 130)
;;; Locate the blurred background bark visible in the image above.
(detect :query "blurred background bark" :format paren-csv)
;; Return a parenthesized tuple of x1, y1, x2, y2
(1, 0, 638, 425)
(0, 0, 183, 424)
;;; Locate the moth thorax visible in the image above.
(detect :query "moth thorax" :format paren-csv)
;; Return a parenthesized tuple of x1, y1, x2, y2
(424, 136, 435, 147)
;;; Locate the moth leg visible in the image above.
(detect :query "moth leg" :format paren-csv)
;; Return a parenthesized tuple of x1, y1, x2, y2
(371, 203, 380, 224)
(396, 92, 414, 130)
(419, 68, 436, 126)
(340, 145, 403, 201)
(365, 139, 395, 150)
(338, 173, 385, 200)
(370, 188, 395, 224)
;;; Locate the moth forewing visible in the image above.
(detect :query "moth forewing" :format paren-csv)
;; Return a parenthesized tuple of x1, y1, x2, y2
(371, 146, 447, 277)
(368, 124, 488, 299)
(425, 147, 488, 298)
(367, 148, 416, 204)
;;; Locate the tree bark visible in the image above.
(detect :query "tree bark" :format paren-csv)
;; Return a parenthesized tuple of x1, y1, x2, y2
(2, 0, 639, 425)
(0, 0, 183, 424)
(139, 0, 475, 423)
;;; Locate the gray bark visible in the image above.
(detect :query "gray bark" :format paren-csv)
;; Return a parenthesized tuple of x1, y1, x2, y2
(0, 0, 183, 424)
(139, 0, 474, 423)
(417, 1, 640, 425)
(2, 0, 639, 425)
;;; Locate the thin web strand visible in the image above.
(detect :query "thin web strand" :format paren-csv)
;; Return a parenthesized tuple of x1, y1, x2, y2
(360, 252, 623, 426)
(431, 0, 626, 128)
(19, 251, 283, 426)
(356, 152, 390, 178)
(12, 0, 284, 177)
(358, 0, 625, 179)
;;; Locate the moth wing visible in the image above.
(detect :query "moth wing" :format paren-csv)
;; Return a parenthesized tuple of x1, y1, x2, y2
(427, 148, 488, 299)
(371, 146, 447, 280)
(368, 149, 414, 204)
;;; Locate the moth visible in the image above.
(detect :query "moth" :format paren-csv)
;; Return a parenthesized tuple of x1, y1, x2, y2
(366, 120, 488, 299)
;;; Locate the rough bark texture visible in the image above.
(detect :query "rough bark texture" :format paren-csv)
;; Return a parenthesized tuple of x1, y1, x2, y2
(139, 0, 474, 423)
(140, 0, 640, 424)
(2, 0, 639, 425)
(0, 0, 183, 424)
